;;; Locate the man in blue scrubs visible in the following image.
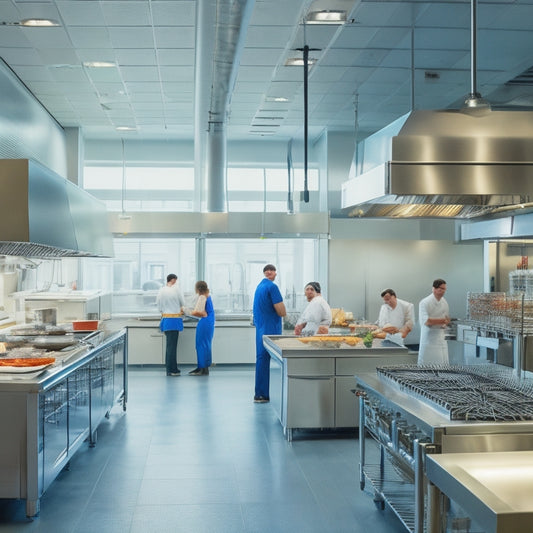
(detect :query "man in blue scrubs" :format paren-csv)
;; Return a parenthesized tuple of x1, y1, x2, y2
(252, 264, 286, 403)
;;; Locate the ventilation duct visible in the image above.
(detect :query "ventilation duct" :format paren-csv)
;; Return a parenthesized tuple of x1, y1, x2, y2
(0, 159, 113, 257)
(196, 0, 255, 213)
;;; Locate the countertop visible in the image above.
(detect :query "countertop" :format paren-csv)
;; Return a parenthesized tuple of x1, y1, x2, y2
(0, 328, 125, 392)
(426, 450, 533, 533)
(263, 335, 409, 359)
(123, 317, 253, 328)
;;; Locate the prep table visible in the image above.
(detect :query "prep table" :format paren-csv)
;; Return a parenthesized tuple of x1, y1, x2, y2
(263, 335, 417, 440)
(0, 328, 127, 517)
(426, 450, 533, 533)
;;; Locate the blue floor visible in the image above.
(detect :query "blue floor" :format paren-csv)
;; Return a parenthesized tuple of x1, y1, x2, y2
(0, 366, 407, 533)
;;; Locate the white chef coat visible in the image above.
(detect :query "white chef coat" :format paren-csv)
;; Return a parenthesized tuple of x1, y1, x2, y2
(418, 293, 449, 365)
(156, 284, 185, 315)
(377, 298, 415, 331)
(295, 295, 332, 336)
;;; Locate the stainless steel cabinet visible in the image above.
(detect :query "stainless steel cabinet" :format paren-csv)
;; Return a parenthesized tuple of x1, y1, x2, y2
(0, 329, 127, 517)
(264, 335, 418, 440)
(42, 382, 69, 491)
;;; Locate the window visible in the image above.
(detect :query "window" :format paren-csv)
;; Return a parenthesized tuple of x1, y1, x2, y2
(84, 165, 194, 212)
(111, 238, 196, 315)
(109, 236, 320, 317)
(204, 238, 318, 314)
(226, 167, 319, 212)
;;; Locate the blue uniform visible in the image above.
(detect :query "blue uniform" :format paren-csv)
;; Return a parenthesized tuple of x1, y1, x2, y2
(253, 278, 283, 398)
(196, 295, 215, 368)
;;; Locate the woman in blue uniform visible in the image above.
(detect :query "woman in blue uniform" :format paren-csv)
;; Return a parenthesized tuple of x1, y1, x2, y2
(188, 281, 215, 376)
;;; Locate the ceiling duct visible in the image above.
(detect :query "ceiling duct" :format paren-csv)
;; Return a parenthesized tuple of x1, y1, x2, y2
(341, 0, 533, 219)
(196, 0, 255, 213)
(0, 159, 113, 257)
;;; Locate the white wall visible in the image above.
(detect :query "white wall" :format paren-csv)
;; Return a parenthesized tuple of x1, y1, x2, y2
(328, 218, 484, 341)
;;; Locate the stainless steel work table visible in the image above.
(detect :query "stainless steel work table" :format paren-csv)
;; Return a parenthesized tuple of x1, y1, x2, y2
(263, 335, 417, 440)
(0, 329, 127, 517)
(426, 451, 533, 533)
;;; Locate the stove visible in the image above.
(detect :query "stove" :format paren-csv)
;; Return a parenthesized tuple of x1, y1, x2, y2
(355, 366, 533, 533)
(376, 365, 533, 421)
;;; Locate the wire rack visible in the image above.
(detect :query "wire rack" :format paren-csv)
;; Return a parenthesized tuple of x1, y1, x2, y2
(377, 365, 533, 421)
(466, 291, 533, 335)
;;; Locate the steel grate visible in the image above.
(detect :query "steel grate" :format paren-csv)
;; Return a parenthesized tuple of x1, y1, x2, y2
(377, 365, 533, 421)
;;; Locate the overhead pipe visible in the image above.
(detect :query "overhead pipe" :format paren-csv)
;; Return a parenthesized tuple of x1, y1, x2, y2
(195, 0, 256, 213)
(463, 0, 491, 111)
(303, 44, 310, 203)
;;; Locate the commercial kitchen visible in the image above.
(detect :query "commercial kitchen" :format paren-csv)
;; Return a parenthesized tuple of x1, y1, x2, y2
(1, 0, 533, 532)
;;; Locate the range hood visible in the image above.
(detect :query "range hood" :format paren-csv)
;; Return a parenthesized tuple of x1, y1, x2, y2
(341, 109, 533, 218)
(0, 159, 113, 257)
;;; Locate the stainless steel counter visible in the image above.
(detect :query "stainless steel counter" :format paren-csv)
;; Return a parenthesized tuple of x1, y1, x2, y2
(426, 451, 533, 533)
(356, 368, 533, 533)
(0, 329, 127, 517)
(263, 335, 417, 440)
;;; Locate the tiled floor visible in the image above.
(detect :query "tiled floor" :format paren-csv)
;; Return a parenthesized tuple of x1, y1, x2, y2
(0, 366, 407, 533)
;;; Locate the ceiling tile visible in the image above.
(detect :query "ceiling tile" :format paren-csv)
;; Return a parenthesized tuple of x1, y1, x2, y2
(109, 26, 154, 48)
(56, 1, 106, 26)
(151, 1, 196, 26)
(154, 26, 195, 48)
(68, 27, 113, 48)
(101, 2, 152, 26)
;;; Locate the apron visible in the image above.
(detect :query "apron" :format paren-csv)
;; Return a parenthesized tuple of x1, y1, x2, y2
(418, 326, 448, 365)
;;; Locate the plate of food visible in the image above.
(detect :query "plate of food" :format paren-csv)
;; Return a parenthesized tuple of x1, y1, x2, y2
(0, 357, 56, 373)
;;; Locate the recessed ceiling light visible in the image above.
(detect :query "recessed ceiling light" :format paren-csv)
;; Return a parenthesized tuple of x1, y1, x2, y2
(20, 18, 60, 27)
(305, 10, 347, 24)
(266, 96, 289, 103)
(83, 61, 116, 68)
(285, 57, 317, 67)
(115, 126, 137, 132)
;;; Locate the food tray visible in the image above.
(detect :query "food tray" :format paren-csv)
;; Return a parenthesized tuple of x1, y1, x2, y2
(0, 363, 54, 374)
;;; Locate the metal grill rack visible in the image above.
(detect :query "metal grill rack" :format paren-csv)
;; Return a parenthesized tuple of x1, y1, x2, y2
(377, 365, 533, 421)
(466, 291, 533, 335)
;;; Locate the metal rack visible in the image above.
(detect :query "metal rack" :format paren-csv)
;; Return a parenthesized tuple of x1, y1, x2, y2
(509, 270, 533, 298)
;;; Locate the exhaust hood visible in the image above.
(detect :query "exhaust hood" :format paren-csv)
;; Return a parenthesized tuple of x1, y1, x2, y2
(341, 109, 533, 218)
(0, 159, 113, 257)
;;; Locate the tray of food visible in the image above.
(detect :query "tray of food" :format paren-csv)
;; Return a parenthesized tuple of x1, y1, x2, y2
(0, 356, 56, 373)
(297, 335, 362, 348)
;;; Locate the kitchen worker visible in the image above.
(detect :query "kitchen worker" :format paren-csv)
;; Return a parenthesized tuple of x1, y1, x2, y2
(294, 282, 332, 336)
(418, 278, 450, 365)
(252, 264, 286, 403)
(377, 288, 414, 343)
(156, 273, 185, 376)
(187, 280, 215, 376)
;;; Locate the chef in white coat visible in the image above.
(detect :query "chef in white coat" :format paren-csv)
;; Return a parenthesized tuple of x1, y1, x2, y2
(294, 282, 332, 336)
(377, 288, 415, 345)
(418, 279, 450, 365)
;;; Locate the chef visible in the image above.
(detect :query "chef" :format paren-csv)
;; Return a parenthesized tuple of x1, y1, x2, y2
(294, 282, 332, 336)
(418, 278, 450, 365)
(376, 288, 414, 345)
